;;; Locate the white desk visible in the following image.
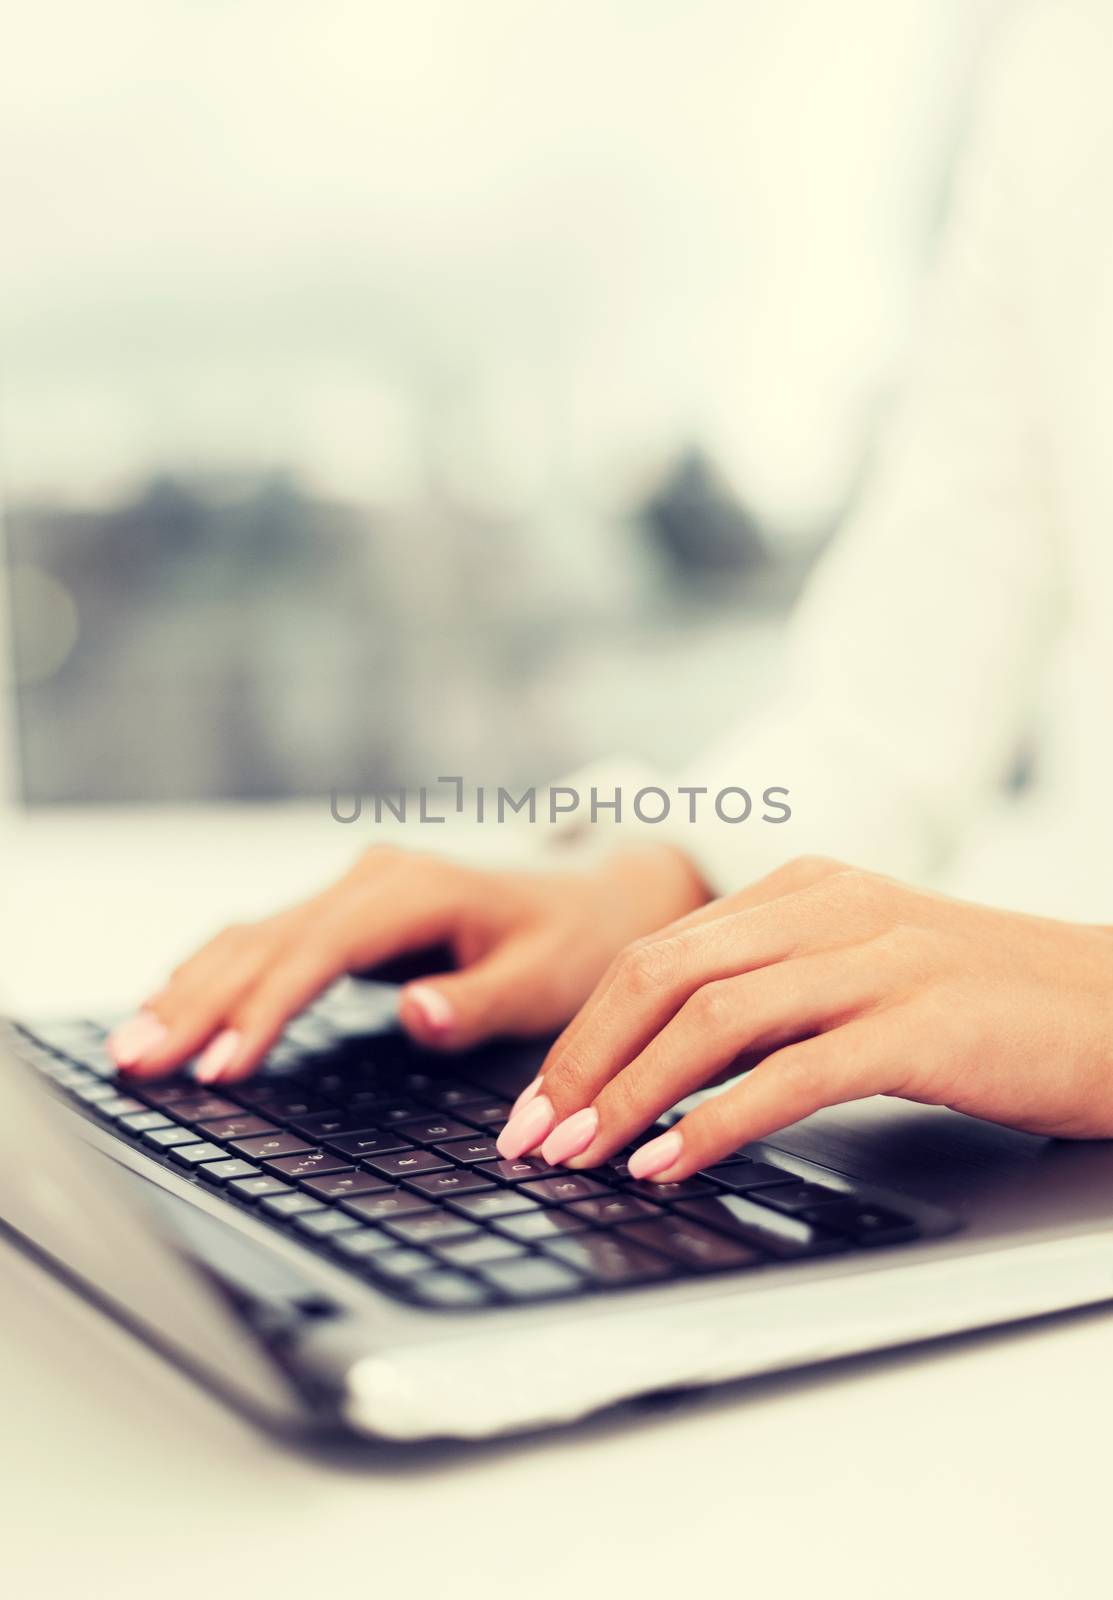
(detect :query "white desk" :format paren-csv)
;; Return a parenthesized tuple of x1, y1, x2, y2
(1, 806, 1107, 1597)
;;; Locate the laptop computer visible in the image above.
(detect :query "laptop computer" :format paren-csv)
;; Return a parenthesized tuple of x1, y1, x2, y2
(5, 987, 1113, 1443)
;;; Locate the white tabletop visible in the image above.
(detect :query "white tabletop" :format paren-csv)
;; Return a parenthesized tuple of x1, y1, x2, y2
(1, 805, 1107, 1597)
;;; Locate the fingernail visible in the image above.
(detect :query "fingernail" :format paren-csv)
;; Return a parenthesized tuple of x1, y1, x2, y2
(108, 1011, 168, 1069)
(510, 1074, 544, 1118)
(496, 1095, 555, 1159)
(627, 1128, 684, 1181)
(403, 984, 456, 1036)
(195, 1029, 242, 1083)
(540, 1106, 599, 1167)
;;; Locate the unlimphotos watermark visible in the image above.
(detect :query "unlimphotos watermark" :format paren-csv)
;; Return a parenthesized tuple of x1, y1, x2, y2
(329, 778, 792, 827)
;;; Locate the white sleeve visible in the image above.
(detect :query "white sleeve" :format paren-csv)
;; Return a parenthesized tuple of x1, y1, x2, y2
(551, 20, 1068, 895)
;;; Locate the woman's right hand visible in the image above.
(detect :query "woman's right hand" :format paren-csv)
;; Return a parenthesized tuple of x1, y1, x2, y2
(107, 843, 710, 1086)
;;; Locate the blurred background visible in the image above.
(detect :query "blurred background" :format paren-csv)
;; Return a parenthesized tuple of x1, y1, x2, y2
(0, 0, 1017, 806)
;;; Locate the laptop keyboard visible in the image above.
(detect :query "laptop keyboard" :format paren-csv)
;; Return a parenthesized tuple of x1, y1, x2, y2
(10, 1015, 930, 1313)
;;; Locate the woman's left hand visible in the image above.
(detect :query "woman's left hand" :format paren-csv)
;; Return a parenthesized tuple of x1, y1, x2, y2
(495, 856, 1113, 1181)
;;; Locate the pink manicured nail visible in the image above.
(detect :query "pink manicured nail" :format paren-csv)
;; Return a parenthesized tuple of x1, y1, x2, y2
(108, 1011, 168, 1068)
(403, 984, 456, 1035)
(627, 1128, 684, 1181)
(496, 1095, 555, 1159)
(540, 1106, 599, 1167)
(510, 1074, 544, 1118)
(195, 1029, 242, 1083)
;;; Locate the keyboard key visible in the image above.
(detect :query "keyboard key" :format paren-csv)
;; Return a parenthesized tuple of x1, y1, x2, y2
(478, 1256, 584, 1301)
(405, 1168, 495, 1199)
(363, 1149, 451, 1180)
(300, 1169, 389, 1202)
(117, 1110, 172, 1133)
(72, 1080, 121, 1103)
(170, 1141, 229, 1168)
(141, 1126, 200, 1150)
(478, 1156, 562, 1184)
(385, 1213, 476, 1246)
(233, 1088, 332, 1119)
(135, 1082, 202, 1108)
(622, 1178, 716, 1203)
(799, 1200, 918, 1246)
(263, 1148, 352, 1180)
(435, 1137, 501, 1165)
(455, 1097, 513, 1126)
(757, 1181, 849, 1215)
(543, 1234, 673, 1286)
(229, 1131, 313, 1161)
(370, 1098, 425, 1125)
(261, 1192, 325, 1219)
(96, 1095, 149, 1118)
(622, 1216, 763, 1270)
(342, 1191, 433, 1223)
(330, 1227, 396, 1260)
(324, 1130, 412, 1160)
(198, 1158, 262, 1184)
(195, 1115, 278, 1142)
(434, 1234, 526, 1267)
(677, 1194, 842, 1258)
(398, 1115, 475, 1144)
(369, 1248, 435, 1280)
(407, 1271, 492, 1308)
(446, 1190, 542, 1221)
(705, 1161, 795, 1192)
(285, 1110, 379, 1139)
(293, 1209, 363, 1238)
(492, 1209, 591, 1242)
(567, 1193, 664, 1225)
(228, 1175, 291, 1201)
(173, 1095, 244, 1124)
(422, 1083, 491, 1110)
(521, 1174, 608, 1204)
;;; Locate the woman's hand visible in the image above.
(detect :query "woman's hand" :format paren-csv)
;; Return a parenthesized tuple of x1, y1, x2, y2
(107, 844, 709, 1084)
(496, 856, 1113, 1179)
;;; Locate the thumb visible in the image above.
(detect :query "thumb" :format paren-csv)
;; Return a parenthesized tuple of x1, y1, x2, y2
(398, 937, 553, 1050)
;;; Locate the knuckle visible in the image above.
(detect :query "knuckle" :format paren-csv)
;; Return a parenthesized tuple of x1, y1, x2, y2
(685, 978, 737, 1034)
(614, 936, 679, 996)
(784, 853, 845, 886)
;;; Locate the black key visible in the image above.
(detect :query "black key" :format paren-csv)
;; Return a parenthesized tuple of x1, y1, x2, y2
(398, 1115, 475, 1145)
(261, 1192, 325, 1219)
(198, 1158, 261, 1184)
(135, 1082, 201, 1108)
(324, 1130, 412, 1160)
(371, 1098, 426, 1125)
(478, 1256, 583, 1301)
(228, 1175, 291, 1201)
(117, 1110, 172, 1133)
(622, 1177, 716, 1203)
(342, 1191, 432, 1223)
(195, 1114, 278, 1142)
(369, 1248, 435, 1280)
(407, 1271, 491, 1308)
(435, 1137, 501, 1165)
(72, 1080, 121, 1103)
(385, 1213, 476, 1246)
(170, 1141, 228, 1168)
(434, 1234, 526, 1267)
(677, 1194, 841, 1258)
(461, 1099, 514, 1129)
(622, 1216, 763, 1270)
(521, 1174, 608, 1204)
(233, 1088, 332, 1119)
(757, 1181, 850, 1215)
(422, 1083, 490, 1110)
(229, 1131, 313, 1161)
(173, 1095, 244, 1124)
(142, 1125, 202, 1150)
(447, 1189, 542, 1221)
(95, 1094, 149, 1118)
(330, 1227, 395, 1260)
(705, 1161, 796, 1192)
(568, 1193, 664, 1226)
(543, 1234, 673, 1286)
(293, 1209, 363, 1239)
(285, 1110, 379, 1139)
(406, 1168, 494, 1199)
(300, 1169, 389, 1201)
(493, 1209, 591, 1242)
(364, 1149, 450, 1180)
(799, 1199, 918, 1246)
(264, 1148, 351, 1180)
(478, 1156, 562, 1184)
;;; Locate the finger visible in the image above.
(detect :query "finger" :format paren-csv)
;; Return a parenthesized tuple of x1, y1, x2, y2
(398, 934, 567, 1051)
(624, 1018, 899, 1182)
(114, 945, 268, 1079)
(547, 951, 874, 1167)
